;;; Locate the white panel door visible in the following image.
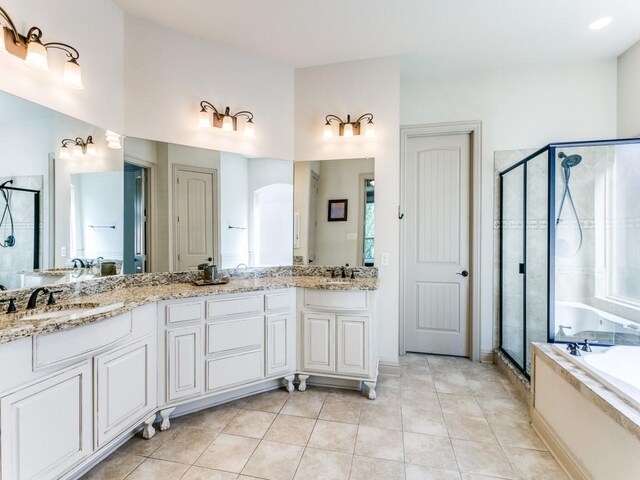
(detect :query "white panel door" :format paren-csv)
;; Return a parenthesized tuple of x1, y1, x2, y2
(266, 313, 292, 376)
(95, 337, 157, 448)
(167, 326, 203, 401)
(404, 133, 471, 356)
(1, 362, 92, 480)
(337, 315, 369, 376)
(175, 167, 217, 271)
(303, 312, 335, 372)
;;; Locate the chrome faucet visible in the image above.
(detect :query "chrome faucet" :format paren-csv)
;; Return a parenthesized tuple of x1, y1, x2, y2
(566, 342, 581, 356)
(26, 287, 50, 310)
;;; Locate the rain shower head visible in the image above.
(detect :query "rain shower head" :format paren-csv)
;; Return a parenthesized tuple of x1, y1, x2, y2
(558, 152, 582, 169)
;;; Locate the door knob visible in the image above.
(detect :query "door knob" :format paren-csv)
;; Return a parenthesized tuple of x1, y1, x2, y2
(457, 270, 469, 277)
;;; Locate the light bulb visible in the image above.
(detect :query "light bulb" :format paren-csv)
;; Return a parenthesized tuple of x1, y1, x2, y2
(105, 131, 122, 149)
(86, 139, 96, 156)
(198, 109, 211, 128)
(62, 59, 83, 89)
(365, 121, 375, 138)
(25, 40, 49, 70)
(222, 115, 234, 131)
(343, 123, 353, 137)
(244, 119, 255, 138)
(0, 29, 7, 54)
(324, 122, 333, 138)
(59, 145, 70, 159)
(73, 143, 83, 157)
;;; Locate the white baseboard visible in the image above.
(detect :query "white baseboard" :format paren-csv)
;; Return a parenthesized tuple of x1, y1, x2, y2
(379, 362, 400, 376)
(481, 349, 494, 363)
(531, 409, 593, 480)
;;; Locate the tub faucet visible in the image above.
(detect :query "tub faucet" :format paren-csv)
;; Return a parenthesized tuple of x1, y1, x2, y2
(26, 287, 50, 310)
(581, 339, 592, 352)
(566, 342, 581, 356)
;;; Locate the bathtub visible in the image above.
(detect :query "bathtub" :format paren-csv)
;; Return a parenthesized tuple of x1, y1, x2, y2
(555, 301, 640, 345)
(555, 344, 640, 410)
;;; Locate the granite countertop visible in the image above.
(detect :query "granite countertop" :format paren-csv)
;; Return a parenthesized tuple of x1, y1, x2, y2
(0, 275, 378, 345)
(533, 343, 640, 441)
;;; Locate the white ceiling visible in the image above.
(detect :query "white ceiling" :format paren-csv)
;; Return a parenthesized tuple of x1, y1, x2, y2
(113, 0, 640, 77)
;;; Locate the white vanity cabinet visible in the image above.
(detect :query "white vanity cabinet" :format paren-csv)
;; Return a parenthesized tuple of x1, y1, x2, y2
(299, 289, 378, 398)
(0, 362, 92, 480)
(0, 304, 157, 480)
(157, 289, 297, 407)
(94, 335, 157, 448)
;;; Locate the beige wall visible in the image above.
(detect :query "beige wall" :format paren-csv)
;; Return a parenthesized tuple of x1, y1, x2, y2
(618, 39, 640, 137)
(295, 56, 401, 366)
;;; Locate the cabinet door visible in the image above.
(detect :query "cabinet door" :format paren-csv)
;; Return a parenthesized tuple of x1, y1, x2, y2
(167, 325, 203, 401)
(337, 315, 370, 376)
(1, 362, 92, 480)
(95, 337, 157, 448)
(266, 313, 293, 376)
(303, 312, 335, 373)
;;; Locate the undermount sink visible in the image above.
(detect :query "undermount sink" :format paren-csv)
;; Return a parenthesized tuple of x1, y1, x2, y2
(20, 302, 124, 321)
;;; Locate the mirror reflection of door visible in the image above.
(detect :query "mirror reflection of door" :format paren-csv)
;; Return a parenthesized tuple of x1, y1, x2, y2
(123, 162, 149, 274)
(360, 177, 375, 267)
(308, 172, 319, 264)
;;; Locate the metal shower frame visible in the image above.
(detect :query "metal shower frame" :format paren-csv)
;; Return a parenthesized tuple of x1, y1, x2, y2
(0, 184, 41, 270)
(498, 137, 640, 379)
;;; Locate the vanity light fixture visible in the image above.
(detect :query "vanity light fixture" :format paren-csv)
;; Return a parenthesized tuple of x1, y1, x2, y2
(0, 5, 84, 88)
(105, 130, 122, 149)
(59, 136, 95, 159)
(198, 101, 255, 137)
(324, 113, 375, 138)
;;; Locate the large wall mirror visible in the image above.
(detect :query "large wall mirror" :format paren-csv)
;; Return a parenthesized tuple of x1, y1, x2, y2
(123, 138, 293, 273)
(293, 158, 375, 267)
(0, 91, 123, 290)
(0, 89, 295, 292)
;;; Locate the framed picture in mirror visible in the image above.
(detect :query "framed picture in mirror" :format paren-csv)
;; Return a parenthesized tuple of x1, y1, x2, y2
(328, 199, 348, 222)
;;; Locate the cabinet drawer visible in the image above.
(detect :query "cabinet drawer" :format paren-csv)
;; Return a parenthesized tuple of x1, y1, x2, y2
(206, 316, 263, 355)
(207, 296, 263, 318)
(206, 350, 263, 391)
(304, 290, 368, 311)
(33, 312, 132, 370)
(265, 292, 291, 312)
(166, 301, 203, 324)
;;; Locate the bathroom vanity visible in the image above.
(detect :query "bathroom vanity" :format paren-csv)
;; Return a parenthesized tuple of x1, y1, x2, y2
(0, 273, 378, 480)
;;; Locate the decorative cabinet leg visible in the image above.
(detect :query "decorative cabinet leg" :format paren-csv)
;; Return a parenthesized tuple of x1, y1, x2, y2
(297, 374, 309, 391)
(364, 381, 377, 400)
(159, 407, 176, 431)
(142, 414, 156, 440)
(284, 375, 296, 393)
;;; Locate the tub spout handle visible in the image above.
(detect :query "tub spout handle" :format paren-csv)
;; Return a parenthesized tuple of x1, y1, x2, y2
(566, 342, 581, 356)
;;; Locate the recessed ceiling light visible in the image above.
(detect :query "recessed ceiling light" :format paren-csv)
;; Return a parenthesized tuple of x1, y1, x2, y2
(589, 16, 613, 31)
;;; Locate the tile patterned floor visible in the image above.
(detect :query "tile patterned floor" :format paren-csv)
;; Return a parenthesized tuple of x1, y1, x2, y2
(82, 354, 568, 480)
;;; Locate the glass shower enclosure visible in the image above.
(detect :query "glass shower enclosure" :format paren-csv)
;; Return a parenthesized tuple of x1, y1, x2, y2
(499, 138, 640, 377)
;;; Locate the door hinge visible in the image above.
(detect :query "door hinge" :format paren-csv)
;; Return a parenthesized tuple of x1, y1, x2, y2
(177, 177, 180, 184)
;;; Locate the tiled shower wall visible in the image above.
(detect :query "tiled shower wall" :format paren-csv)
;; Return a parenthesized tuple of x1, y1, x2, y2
(0, 175, 43, 290)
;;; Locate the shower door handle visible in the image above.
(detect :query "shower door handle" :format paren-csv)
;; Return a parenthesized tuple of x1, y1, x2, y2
(456, 270, 469, 277)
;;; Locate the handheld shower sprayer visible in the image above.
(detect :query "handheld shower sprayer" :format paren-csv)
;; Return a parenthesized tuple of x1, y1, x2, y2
(556, 152, 583, 256)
